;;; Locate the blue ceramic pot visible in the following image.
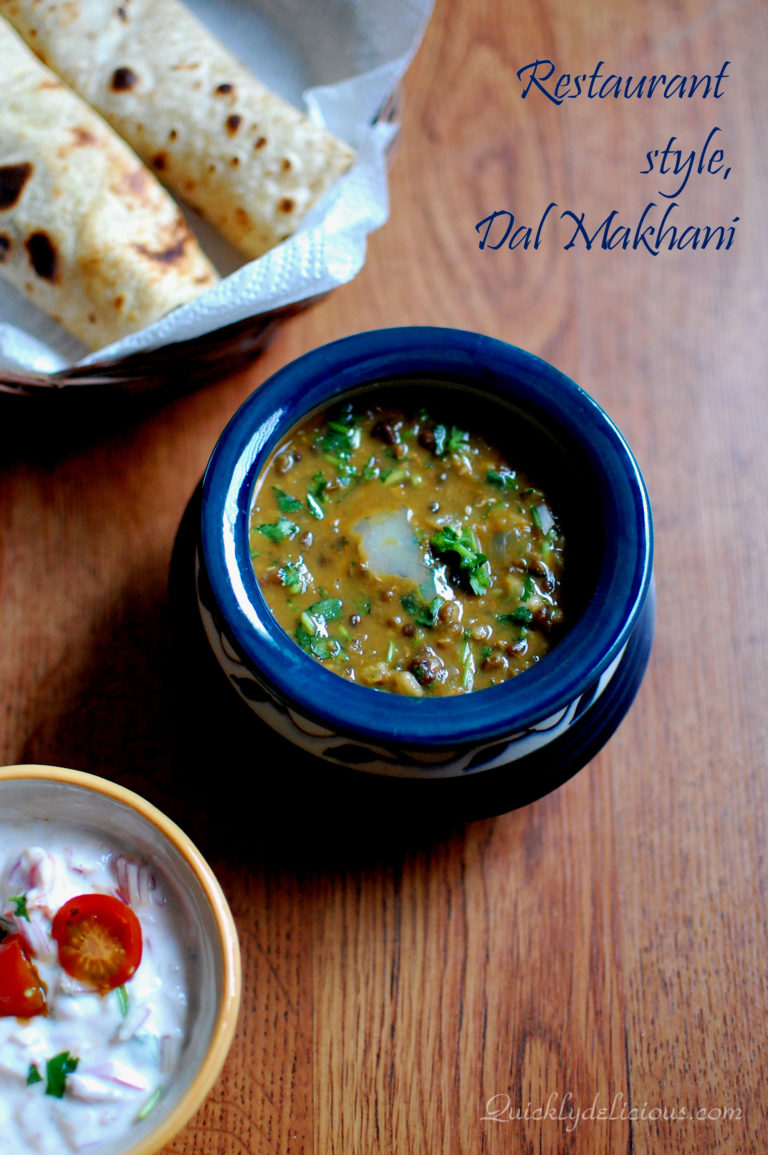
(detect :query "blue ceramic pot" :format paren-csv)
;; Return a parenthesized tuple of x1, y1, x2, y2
(195, 327, 653, 782)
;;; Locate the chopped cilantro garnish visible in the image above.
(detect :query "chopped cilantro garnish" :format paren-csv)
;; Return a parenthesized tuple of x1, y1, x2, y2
(116, 984, 130, 1017)
(137, 1087, 163, 1121)
(316, 406, 362, 472)
(306, 493, 324, 519)
(9, 894, 29, 921)
(498, 608, 534, 625)
(522, 574, 534, 601)
(432, 424, 469, 458)
(447, 426, 470, 454)
(296, 597, 345, 659)
(531, 504, 543, 530)
(430, 525, 490, 595)
(382, 467, 409, 486)
(296, 626, 344, 661)
(271, 486, 303, 513)
(279, 557, 311, 595)
(306, 472, 328, 518)
(26, 1064, 43, 1086)
(258, 518, 299, 543)
(309, 597, 343, 623)
(45, 1051, 79, 1098)
(401, 592, 444, 628)
(487, 467, 518, 492)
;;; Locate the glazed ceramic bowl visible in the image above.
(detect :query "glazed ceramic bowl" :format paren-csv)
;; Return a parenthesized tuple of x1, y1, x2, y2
(195, 327, 653, 782)
(0, 764, 241, 1155)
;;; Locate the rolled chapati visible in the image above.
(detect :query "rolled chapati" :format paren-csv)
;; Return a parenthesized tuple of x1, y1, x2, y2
(0, 0, 356, 260)
(0, 16, 219, 351)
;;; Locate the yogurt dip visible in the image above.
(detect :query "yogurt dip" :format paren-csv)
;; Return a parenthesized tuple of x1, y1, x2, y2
(0, 826, 188, 1154)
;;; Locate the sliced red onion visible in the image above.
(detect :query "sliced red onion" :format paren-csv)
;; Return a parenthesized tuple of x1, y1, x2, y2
(115, 1004, 151, 1043)
(112, 855, 159, 907)
(15, 910, 55, 962)
(68, 1062, 150, 1101)
(80, 1060, 149, 1088)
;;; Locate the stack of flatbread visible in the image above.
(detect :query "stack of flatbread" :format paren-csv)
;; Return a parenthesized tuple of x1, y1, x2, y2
(0, 0, 355, 351)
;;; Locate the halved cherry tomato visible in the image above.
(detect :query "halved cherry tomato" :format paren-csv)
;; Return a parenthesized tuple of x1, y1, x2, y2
(0, 934, 47, 1017)
(51, 894, 143, 992)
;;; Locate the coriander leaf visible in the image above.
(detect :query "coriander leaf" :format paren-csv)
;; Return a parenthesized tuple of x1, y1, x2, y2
(308, 597, 343, 623)
(26, 1064, 43, 1086)
(447, 425, 469, 455)
(271, 486, 303, 513)
(317, 409, 362, 466)
(306, 473, 328, 518)
(258, 518, 299, 543)
(116, 984, 129, 1018)
(431, 424, 469, 458)
(45, 1051, 79, 1098)
(498, 608, 534, 625)
(487, 467, 518, 492)
(469, 566, 491, 595)
(9, 895, 29, 921)
(296, 625, 344, 662)
(278, 557, 311, 595)
(430, 525, 490, 596)
(306, 493, 324, 519)
(401, 592, 444, 628)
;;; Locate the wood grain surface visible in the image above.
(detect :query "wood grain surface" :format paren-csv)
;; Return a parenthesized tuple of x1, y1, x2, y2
(1, 0, 766, 1152)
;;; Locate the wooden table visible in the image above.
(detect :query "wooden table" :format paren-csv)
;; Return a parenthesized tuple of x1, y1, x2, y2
(1, 0, 766, 1150)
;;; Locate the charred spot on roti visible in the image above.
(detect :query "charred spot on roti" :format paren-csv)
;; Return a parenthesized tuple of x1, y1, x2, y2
(0, 234, 11, 262)
(26, 231, 59, 282)
(225, 114, 242, 136)
(278, 197, 295, 214)
(235, 208, 251, 229)
(168, 128, 178, 141)
(152, 152, 168, 171)
(0, 162, 33, 210)
(70, 126, 97, 147)
(254, 136, 267, 150)
(114, 295, 125, 310)
(229, 156, 240, 168)
(133, 235, 189, 265)
(114, 166, 152, 202)
(281, 158, 292, 172)
(111, 66, 138, 91)
(214, 83, 234, 96)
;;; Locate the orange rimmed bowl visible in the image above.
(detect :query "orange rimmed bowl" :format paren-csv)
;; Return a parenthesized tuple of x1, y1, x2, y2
(0, 764, 241, 1155)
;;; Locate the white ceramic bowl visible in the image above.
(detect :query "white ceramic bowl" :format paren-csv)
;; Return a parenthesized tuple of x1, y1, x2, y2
(0, 764, 241, 1155)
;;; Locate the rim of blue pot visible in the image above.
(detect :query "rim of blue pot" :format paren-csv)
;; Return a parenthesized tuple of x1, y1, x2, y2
(200, 327, 653, 750)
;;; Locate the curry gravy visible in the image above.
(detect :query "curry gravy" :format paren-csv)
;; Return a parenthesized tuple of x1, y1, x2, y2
(249, 396, 566, 696)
